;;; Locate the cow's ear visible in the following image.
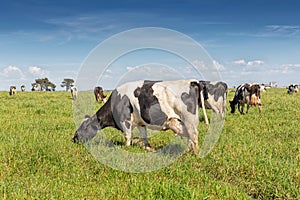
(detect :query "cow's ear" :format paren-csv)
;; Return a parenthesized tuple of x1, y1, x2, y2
(84, 115, 91, 119)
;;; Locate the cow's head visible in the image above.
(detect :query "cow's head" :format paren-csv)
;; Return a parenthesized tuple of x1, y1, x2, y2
(229, 100, 236, 113)
(72, 115, 100, 143)
(294, 85, 299, 93)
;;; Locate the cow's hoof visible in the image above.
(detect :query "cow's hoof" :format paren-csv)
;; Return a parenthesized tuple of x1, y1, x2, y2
(145, 146, 156, 152)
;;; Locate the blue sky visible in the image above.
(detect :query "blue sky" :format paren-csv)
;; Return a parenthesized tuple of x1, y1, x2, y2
(0, 0, 300, 90)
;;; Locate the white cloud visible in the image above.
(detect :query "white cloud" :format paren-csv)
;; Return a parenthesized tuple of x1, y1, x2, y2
(226, 25, 300, 38)
(189, 59, 225, 72)
(213, 60, 225, 70)
(28, 66, 48, 76)
(1, 66, 25, 80)
(192, 60, 208, 70)
(105, 69, 113, 73)
(248, 60, 264, 66)
(233, 59, 264, 67)
(233, 59, 246, 65)
(126, 66, 139, 71)
(282, 63, 300, 68)
(266, 25, 300, 37)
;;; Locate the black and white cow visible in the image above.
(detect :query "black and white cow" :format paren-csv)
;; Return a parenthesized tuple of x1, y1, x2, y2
(31, 85, 39, 91)
(73, 79, 205, 154)
(70, 86, 77, 100)
(199, 81, 228, 126)
(94, 86, 107, 102)
(229, 83, 262, 114)
(9, 86, 16, 96)
(287, 84, 298, 94)
(21, 85, 26, 92)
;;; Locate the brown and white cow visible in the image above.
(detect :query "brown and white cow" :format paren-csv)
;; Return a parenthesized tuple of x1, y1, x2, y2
(229, 83, 262, 114)
(199, 81, 228, 126)
(287, 84, 298, 94)
(73, 79, 206, 154)
(94, 86, 107, 103)
(9, 86, 16, 95)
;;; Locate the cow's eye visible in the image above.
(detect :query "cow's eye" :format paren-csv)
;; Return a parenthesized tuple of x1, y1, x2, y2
(91, 125, 98, 130)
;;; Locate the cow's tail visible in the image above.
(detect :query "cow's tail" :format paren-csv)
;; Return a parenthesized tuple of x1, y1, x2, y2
(200, 90, 209, 126)
(198, 81, 209, 126)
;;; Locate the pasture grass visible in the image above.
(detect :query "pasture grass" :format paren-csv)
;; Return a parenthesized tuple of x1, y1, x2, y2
(0, 89, 299, 199)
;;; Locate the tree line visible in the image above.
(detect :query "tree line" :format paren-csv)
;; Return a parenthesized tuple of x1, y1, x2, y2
(31, 78, 75, 91)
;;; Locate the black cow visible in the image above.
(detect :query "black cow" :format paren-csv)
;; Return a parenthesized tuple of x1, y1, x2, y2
(229, 83, 262, 114)
(94, 86, 107, 102)
(73, 79, 206, 154)
(199, 81, 228, 125)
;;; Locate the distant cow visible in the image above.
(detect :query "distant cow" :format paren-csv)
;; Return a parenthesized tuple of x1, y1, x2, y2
(73, 79, 206, 154)
(94, 86, 107, 102)
(21, 85, 25, 92)
(259, 84, 267, 92)
(199, 81, 228, 126)
(229, 83, 262, 114)
(71, 86, 77, 100)
(287, 84, 298, 94)
(9, 86, 16, 96)
(31, 85, 39, 91)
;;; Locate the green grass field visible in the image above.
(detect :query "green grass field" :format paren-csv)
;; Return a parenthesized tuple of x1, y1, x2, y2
(0, 89, 299, 199)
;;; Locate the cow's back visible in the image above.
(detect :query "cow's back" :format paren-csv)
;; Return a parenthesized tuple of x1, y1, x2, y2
(114, 79, 199, 128)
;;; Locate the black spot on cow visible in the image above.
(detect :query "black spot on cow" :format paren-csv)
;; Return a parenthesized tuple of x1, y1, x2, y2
(95, 91, 119, 130)
(205, 81, 228, 102)
(181, 81, 200, 114)
(134, 80, 167, 126)
(109, 90, 133, 130)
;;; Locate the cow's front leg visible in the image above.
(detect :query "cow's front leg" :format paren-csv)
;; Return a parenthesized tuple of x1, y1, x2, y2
(120, 121, 132, 146)
(246, 103, 250, 114)
(238, 102, 244, 114)
(137, 126, 154, 151)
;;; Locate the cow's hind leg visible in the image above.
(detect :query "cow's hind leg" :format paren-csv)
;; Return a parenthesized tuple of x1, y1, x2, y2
(164, 118, 198, 154)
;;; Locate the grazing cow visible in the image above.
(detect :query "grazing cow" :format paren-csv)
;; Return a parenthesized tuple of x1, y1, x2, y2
(287, 84, 298, 94)
(70, 86, 77, 100)
(199, 81, 228, 126)
(73, 79, 205, 154)
(9, 86, 16, 96)
(21, 85, 25, 92)
(94, 86, 107, 102)
(31, 85, 39, 91)
(229, 83, 262, 114)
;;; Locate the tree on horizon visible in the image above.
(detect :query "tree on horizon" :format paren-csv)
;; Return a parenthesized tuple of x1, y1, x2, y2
(61, 78, 74, 91)
(33, 78, 56, 91)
